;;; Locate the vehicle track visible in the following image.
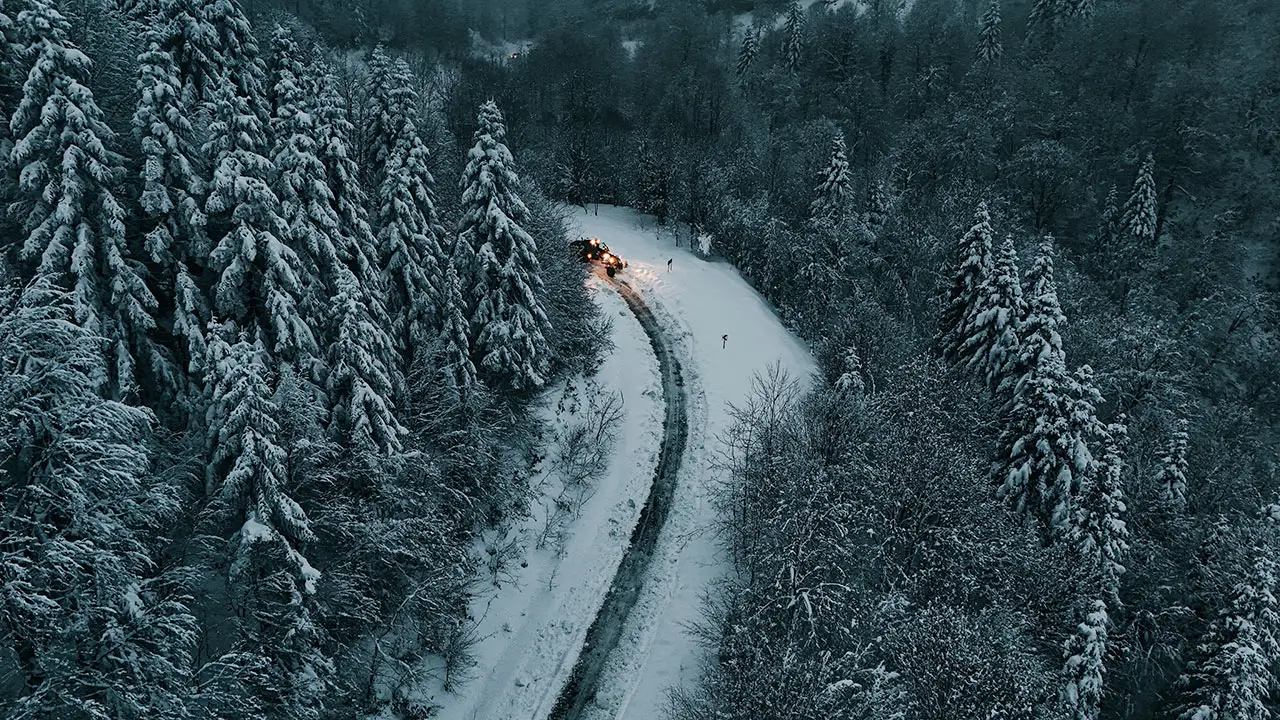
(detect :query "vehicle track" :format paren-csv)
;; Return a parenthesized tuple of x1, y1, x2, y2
(548, 270, 688, 720)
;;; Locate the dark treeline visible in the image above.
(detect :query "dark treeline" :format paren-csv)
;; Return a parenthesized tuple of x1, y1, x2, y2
(0, 0, 604, 717)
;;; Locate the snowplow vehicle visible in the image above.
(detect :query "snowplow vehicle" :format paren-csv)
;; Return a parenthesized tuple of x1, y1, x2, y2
(571, 236, 628, 277)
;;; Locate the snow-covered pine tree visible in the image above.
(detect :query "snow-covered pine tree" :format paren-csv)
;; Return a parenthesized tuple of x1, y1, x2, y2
(146, 0, 222, 110)
(936, 201, 996, 364)
(998, 236, 1086, 539)
(736, 26, 759, 77)
(204, 80, 318, 372)
(961, 235, 1026, 392)
(313, 62, 385, 300)
(458, 100, 552, 390)
(1177, 553, 1280, 720)
(439, 262, 479, 398)
(810, 131, 854, 228)
(783, 1, 805, 73)
(1074, 419, 1130, 606)
(1155, 418, 1191, 510)
(976, 0, 1003, 62)
(134, 14, 211, 395)
(9, 0, 161, 399)
(202, 324, 315, 557)
(369, 53, 449, 362)
(1120, 153, 1158, 247)
(1095, 184, 1120, 252)
(201, 0, 269, 123)
(327, 266, 406, 454)
(268, 25, 349, 340)
(200, 325, 332, 718)
(1027, 0, 1062, 37)
(0, 281, 196, 719)
(863, 179, 890, 237)
(1060, 599, 1110, 720)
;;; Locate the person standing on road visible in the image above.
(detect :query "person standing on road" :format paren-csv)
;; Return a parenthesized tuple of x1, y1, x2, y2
(722, 334, 728, 349)
(667, 258, 673, 272)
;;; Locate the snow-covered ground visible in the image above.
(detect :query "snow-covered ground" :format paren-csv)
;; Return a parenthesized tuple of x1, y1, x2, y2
(429, 277, 664, 720)
(431, 205, 815, 720)
(572, 206, 816, 719)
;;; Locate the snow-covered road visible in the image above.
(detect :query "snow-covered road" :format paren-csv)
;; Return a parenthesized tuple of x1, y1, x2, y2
(569, 206, 817, 720)
(427, 205, 815, 720)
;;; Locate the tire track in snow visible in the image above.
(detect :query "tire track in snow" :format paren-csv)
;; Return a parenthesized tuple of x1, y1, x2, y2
(548, 268, 688, 720)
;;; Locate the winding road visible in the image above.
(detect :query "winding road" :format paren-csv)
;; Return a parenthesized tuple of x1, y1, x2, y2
(548, 269, 689, 720)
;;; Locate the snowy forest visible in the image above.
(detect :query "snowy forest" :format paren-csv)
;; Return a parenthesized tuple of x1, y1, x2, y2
(1, 0, 1278, 719)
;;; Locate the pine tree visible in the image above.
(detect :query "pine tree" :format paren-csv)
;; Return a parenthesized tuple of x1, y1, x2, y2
(134, 14, 211, 394)
(1094, 184, 1120, 253)
(1177, 553, 1280, 720)
(736, 26, 759, 77)
(783, 2, 805, 73)
(268, 25, 348, 340)
(1155, 418, 1191, 510)
(204, 80, 318, 371)
(936, 202, 996, 363)
(201, 0, 269, 122)
(148, 0, 222, 109)
(203, 325, 314, 554)
(313, 62, 384, 300)
(863, 179, 890, 237)
(962, 235, 1026, 392)
(810, 131, 854, 227)
(9, 0, 160, 399)
(1064, 0, 1094, 18)
(1075, 420, 1130, 606)
(1027, 0, 1062, 37)
(0, 282, 196, 719)
(201, 325, 332, 718)
(368, 51, 449, 361)
(327, 266, 406, 454)
(1119, 153, 1158, 247)
(458, 100, 552, 390)
(976, 0, 1003, 62)
(998, 236, 1086, 539)
(1060, 599, 1110, 720)
(439, 262, 479, 398)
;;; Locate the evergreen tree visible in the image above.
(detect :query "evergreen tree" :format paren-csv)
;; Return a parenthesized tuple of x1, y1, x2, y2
(1075, 420, 1130, 605)
(735, 26, 759, 77)
(1027, 0, 1062, 37)
(0, 282, 196, 719)
(976, 0, 1003, 62)
(936, 202, 996, 363)
(1094, 183, 1120, 254)
(1120, 153, 1158, 247)
(368, 52, 448, 362)
(962, 235, 1025, 392)
(998, 236, 1087, 539)
(1155, 418, 1191, 510)
(326, 266, 406, 454)
(149, 0, 222, 109)
(863, 179, 890, 237)
(458, 100, 552, 390)
(783, 2, 805, 73)
(204, 80, 318, 372)
(809, 131, 853, 227)
(9, 0, 160, 399)
(268, 25, 348, 341)
(1177, 553, 1280, 720)
(1060, 599, 1110, 720)
(313, 63, 384, 297)
(134, 14, 211, 395)
(201, 326, 330, 718)
(439, 262, 479, 398)
(201, 0, 269, 122)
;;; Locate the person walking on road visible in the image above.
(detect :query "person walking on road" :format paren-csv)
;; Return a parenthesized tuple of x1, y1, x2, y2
(667, 258, 672, 272)
(722, 334, 728, 349)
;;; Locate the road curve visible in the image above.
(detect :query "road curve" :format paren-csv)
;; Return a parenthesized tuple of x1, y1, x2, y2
(548, 269, 689, 720)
